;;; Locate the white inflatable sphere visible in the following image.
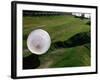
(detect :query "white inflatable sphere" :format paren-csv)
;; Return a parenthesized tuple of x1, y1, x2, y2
(27, 29, 51, 55)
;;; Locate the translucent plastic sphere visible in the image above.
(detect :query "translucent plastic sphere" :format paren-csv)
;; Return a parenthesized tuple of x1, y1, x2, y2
(27, 29, 51, 55)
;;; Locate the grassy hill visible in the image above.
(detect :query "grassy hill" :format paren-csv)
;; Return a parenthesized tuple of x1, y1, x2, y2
(23, 14, 90, 69)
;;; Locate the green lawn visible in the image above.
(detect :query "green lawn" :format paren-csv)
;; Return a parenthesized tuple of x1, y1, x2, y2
(23, 14, 90, 68)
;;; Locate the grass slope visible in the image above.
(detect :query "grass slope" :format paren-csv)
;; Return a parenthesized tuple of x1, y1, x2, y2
(39, 45, 90, 68)
(23, 15, 90, 68)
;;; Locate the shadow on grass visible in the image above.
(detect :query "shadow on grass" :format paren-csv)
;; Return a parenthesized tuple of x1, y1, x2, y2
(51, 32, 90, 49)
(23, 54, 40, 69)
(86, 21, 91, 25)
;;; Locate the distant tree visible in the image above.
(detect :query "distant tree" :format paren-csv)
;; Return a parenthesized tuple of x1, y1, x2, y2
(80, 13, 84, 19)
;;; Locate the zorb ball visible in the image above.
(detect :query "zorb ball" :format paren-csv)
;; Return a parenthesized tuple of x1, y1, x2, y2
(27, 29, 51, 55)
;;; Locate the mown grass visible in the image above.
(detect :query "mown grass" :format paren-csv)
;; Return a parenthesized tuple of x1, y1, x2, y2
(23, 15, 89, 48)
(23, 14, 90, 68)
(50, 45, 90, 67)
